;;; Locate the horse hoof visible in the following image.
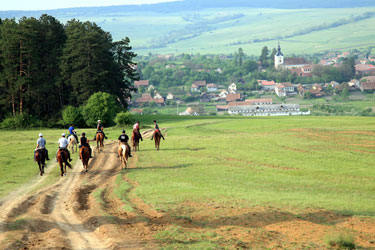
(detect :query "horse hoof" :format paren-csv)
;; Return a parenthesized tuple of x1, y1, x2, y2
(64, 173, 67, 176)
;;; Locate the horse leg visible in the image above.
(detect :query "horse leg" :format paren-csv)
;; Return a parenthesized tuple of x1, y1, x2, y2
(59, 162, 64, 176)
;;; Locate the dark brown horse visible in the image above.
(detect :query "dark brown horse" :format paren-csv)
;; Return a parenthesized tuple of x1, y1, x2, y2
(35, 149, 46, 176)
(154, 130, 161, 151)
(57, 149, 72, 176)
(118, 143, 130, 169)
(96, 133, 104, 152)
(131, 129, 141, 152)
(80, 146, 90, 172)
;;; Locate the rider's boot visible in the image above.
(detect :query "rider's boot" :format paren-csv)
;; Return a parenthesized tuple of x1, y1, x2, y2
(89, 148, 93, 158)
(161, 134, 165, 140)
(128, 146, 132, 157)
(46, 150, 50, 160)
(67, 150, 72, 162)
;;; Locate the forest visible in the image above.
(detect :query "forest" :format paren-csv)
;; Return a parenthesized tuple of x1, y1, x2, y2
(0, 15, 138, 126)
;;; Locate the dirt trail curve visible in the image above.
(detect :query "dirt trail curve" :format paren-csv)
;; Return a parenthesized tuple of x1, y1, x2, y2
(0, 141, 158, 250)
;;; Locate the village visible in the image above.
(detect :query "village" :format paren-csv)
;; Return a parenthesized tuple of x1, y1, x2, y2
(129, 44, 375, 116)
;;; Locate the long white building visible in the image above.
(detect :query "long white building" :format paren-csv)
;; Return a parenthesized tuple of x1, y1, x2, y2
(228, 104, 310, 116)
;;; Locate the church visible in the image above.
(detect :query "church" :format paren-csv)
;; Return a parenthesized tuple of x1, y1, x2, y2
(274, 43, 310, 70)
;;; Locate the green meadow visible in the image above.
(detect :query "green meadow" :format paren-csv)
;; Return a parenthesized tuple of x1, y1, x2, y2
(127, 116, 375, 215)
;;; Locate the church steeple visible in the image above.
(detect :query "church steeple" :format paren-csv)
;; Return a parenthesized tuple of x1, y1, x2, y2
(274, 42, 284, 69)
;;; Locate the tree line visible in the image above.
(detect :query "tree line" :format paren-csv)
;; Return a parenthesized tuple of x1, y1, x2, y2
(0, 15, 138, 125)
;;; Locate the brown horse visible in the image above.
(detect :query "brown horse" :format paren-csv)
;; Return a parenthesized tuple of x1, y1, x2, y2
(35, 149, 46, 176)
(96, 132, 104, 152)
(57, 149, 72, 176)
(118, 144, 129, 169)
(154, 130, 161, 151)
(131, 129, 141, 152)
(80, 146, 90, 172)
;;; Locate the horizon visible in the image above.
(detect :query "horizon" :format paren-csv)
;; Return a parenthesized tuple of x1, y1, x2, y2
(0, 0, 179, 11)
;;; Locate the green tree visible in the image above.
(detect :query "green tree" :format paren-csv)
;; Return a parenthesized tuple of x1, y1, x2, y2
(259, 46, 269, 68)
(238, 47, 244, 66)
(62, 105, 84, 127)
(82, 92, 119, 127)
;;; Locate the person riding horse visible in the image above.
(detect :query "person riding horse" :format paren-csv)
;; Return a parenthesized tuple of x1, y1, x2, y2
(79, 132, 92, 158)
(118, 130, 132, 157)
(133, 121, 143, 141)
(93, 120, 108, 140)
(68, 124, 79, 143)
(34, 133, 50, 161)
(57, 133, 72, 162)
(151, 120, 165, 140)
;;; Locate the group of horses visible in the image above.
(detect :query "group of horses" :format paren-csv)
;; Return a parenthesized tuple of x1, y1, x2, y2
(34, 129, 162, 177)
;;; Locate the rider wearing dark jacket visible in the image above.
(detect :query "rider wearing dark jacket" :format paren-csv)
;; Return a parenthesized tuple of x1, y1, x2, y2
(80, 133, 92, 158)
(151, 120, 165, 140)
(93, 120, 108, 140)
(118, 130, 132, 157)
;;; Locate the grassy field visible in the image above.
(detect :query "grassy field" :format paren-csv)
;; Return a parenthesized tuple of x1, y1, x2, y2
(29, 7, 375, 55)
(2, 116, 375, 248)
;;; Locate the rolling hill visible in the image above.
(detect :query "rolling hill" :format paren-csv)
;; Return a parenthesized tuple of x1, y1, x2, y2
(1, 0, 375, 55)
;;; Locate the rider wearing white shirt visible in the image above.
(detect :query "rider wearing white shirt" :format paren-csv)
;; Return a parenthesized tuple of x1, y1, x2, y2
(57, 133, 72, 162)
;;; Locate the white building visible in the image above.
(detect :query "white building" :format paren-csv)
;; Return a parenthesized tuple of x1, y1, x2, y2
(207, 83, 218, 92)
(228, 104, 309, 116)
(275, 82, 295, 97)
(228, 83, 237, 94)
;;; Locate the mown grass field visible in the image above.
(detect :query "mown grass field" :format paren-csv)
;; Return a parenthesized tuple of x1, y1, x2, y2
(1, 116, 375, 248)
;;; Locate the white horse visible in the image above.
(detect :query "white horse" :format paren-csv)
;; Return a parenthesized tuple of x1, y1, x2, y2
(68, 134, 78, 154)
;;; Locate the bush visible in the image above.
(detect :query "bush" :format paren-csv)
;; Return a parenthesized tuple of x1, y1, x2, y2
(82, 92, 119, 127)
(114, 111, 134, 126)
(0, 114, 41, 129)
(61, 106, 84, 127)
(325, 233, 355, 249)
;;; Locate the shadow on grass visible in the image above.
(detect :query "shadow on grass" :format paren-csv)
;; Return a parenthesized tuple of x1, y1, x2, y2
(138, 147, 206, 152)
(128, 164, 192, 171)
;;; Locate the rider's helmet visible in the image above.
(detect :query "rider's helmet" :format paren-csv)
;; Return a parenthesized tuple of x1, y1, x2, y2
(98, 120, 101, 123)
(82, 132, 85, 136)
(153, 120, 156, 123)
(122, 130, 125, 133)
(39, 133, 43, 137)
(62, 133, 66, 137)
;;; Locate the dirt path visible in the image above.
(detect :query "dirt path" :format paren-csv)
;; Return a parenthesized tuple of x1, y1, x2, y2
(0, 141, 156, 250)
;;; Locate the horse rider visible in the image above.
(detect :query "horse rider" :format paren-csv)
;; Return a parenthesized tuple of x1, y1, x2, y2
(93, 120, 108, 140)
(57, 133, 72, 162)
(151, 120, 165, 140)
(34, 133, 50, 161)
(133, 121, 143, 141)
(79, 132, 92, 158)
(68, 124, 79, 143)
(118, 130, 132, 157)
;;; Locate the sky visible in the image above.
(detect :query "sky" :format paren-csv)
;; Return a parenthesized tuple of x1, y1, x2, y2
(0, 0, 179, 11)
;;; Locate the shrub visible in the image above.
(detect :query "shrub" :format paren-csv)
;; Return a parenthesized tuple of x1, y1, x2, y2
(82, 92, 119, 127)
(325, 233, 355, 249)
(114, 111, 134, 126)
(0, 114, 41, 129)
(61, 105, 84, 127)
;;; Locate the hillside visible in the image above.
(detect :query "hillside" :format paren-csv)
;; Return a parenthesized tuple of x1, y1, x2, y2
(1, 1, 375, 55)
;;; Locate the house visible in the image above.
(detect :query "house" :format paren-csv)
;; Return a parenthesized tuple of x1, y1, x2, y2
(147, 85, 155, 92)
(179, 107, 199, 116)
(130, 109, 143, 115)
(228, 104, 307, 116)
(166, 93, 174, 100)
(216, 105, 229, 112)
(135, 93, 153, 104)
(193, 81, 207, 88)
(219, 89, 228, 98)
(309, 84, 325, 97)
(226, 93, 241, 103)
(154, 97, 165, 106)
(191, 83, 199, 92)
(289, 65, 313, 77)
(228, 83, 237, 94)
(154, 92, 163, 99)
(360, 76, 375, 92)
(200, 92, 211, 103)
(348, 79, 360, 88)
(207, 83, 217, 92)
(245, 98, 273, 105)
(275, 82, 295, 97)
(259, 80, 276, 91)
(355, 64, 375, 74)
(134, 80, 149, 88)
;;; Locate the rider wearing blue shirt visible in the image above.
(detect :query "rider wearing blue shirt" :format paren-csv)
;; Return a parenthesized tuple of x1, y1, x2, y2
(68, 124, 78, 142)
